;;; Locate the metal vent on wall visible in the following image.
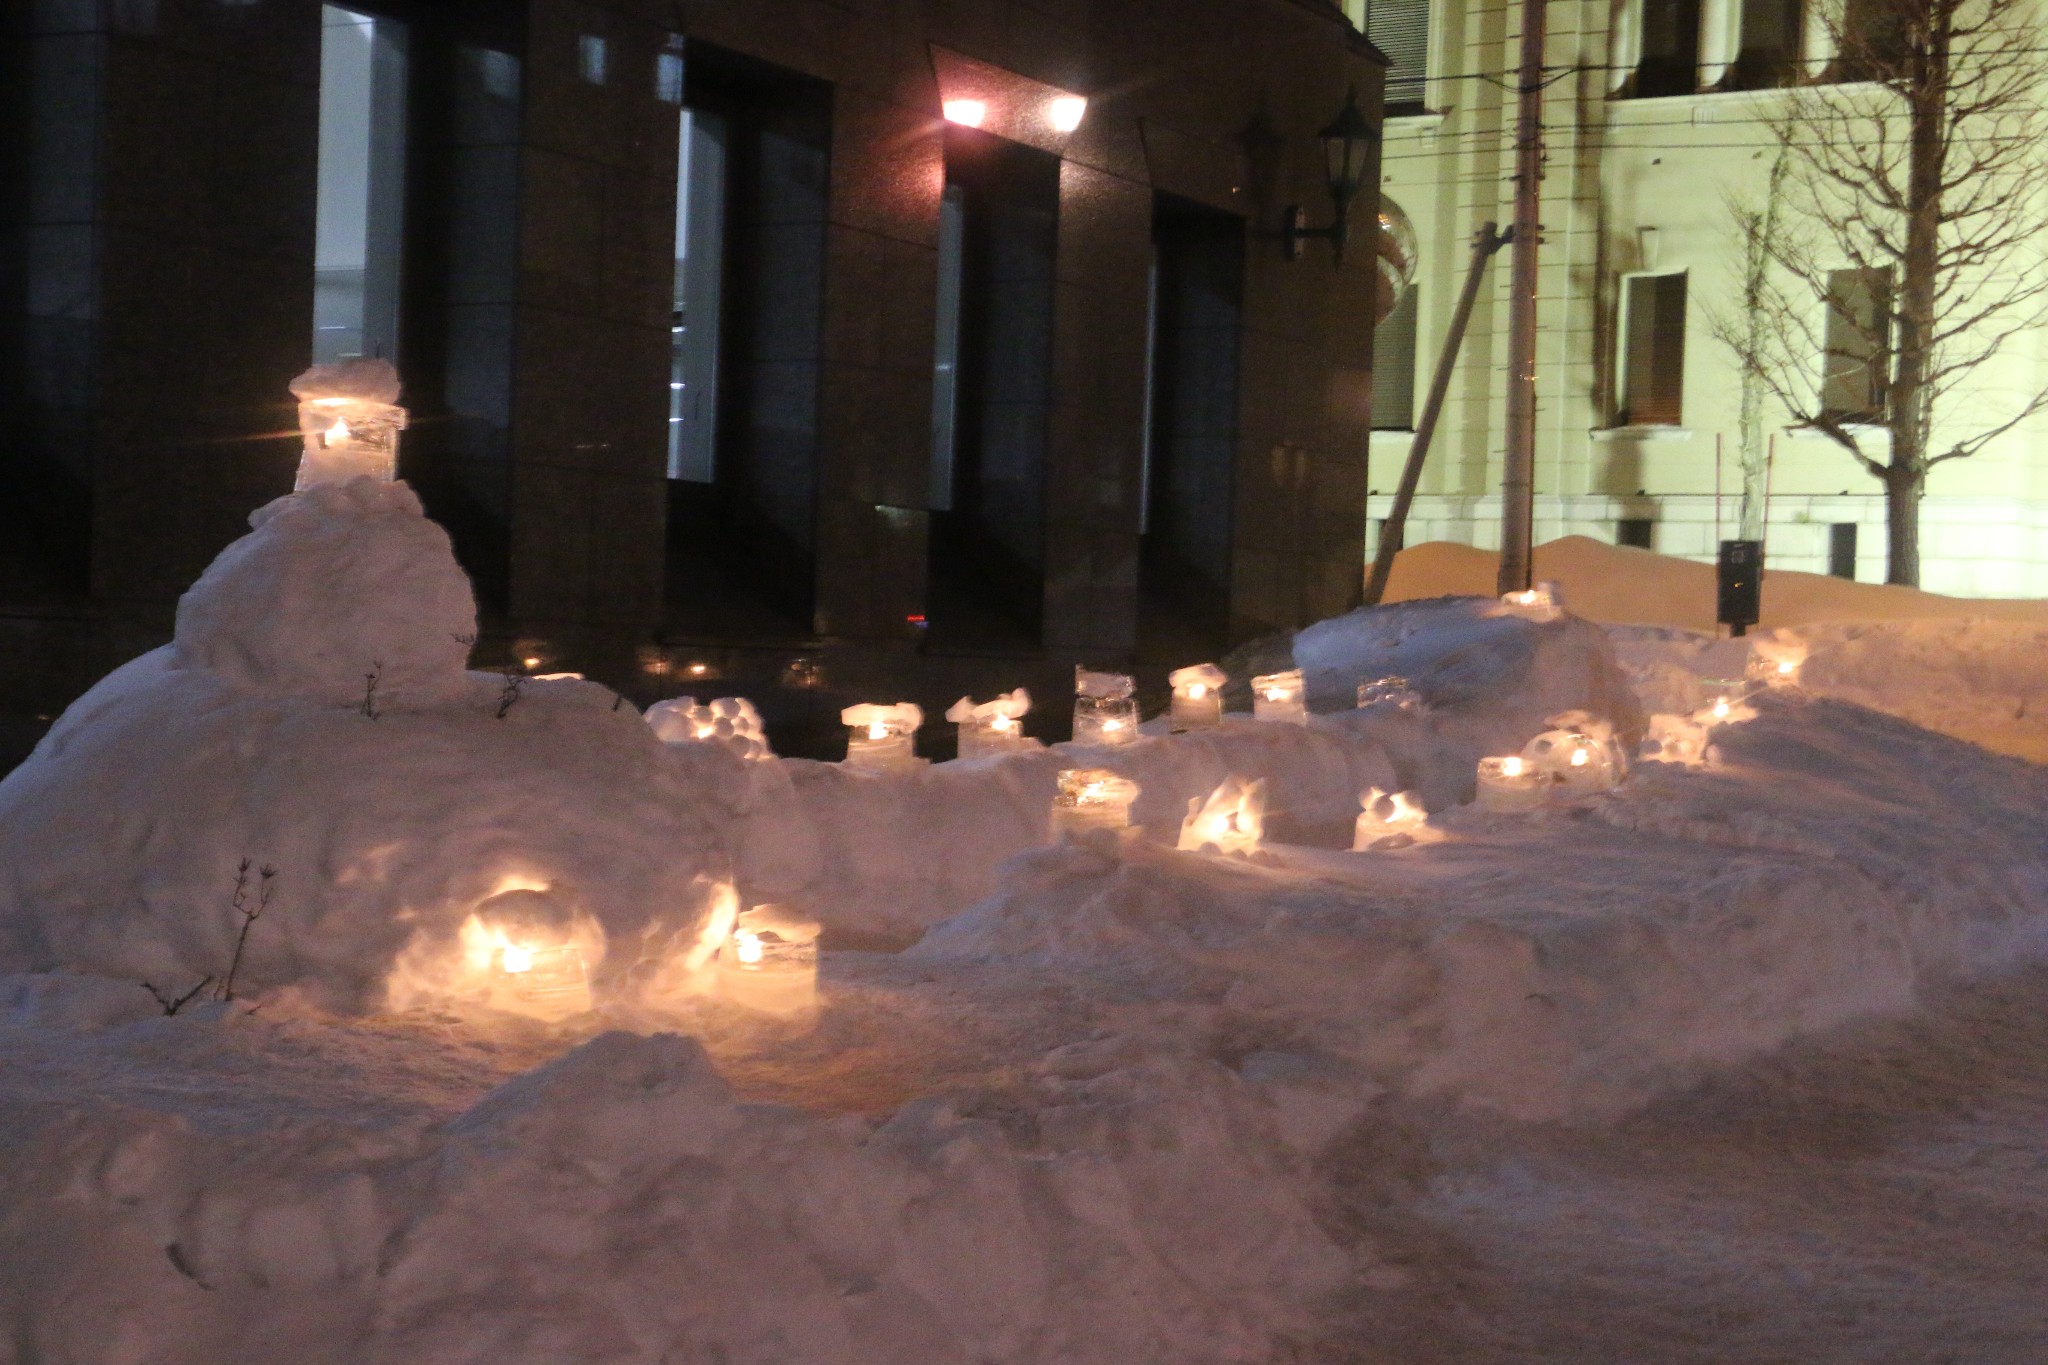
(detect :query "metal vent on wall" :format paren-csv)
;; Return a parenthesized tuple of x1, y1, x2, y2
(1365, 0, 1429, 108)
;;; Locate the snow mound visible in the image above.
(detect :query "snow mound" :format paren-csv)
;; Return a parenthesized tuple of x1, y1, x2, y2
(1387, 535, 2048, 630)
(917, 695, 2048, 1122)
(0, 484, 725, 1010)
(2, 1029, 1353, 1364)
(174, 479, 475, 703)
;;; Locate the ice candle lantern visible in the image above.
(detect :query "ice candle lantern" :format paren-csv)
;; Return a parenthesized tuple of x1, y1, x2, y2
(841, 702, 923, 772)
(291, 358, 408, 491)
(645, 695, 774, 761)
(1050, 768, 1140, 836)
(1475, 755, 1545, 813)
(1523, 727, 1619, 797)
(1746, 648, 1804, 687)
(1168, 664, 1227, 731)
(1252, 669, 1308, 725)
(1498, 580, 1564, 621)
(1073, 668, 1139, 745)
(1357, 675, 1423, 712)
(1354, 787, 1439, 851)
(947, 688, 1034, 759)
(467, 885, 599, 1019)
(1178, 776, 1267, 855)
(718, 903, 820, 1015)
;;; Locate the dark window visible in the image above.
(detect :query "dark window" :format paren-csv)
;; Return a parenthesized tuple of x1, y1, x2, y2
(1838, 0, 1912, 81)
(1637, 0, 1704, 97)
(1371, 283, 1418, 430)
(662, 45, 831, 638)
(314, 5, 408, 364)
(1620, 273, 1687, 426)
(1617, 517, 1655, 549)
(1829, 522, 1858, 579)
(1730, 0, 1804, 90)
(926, 124, 1061, 650)
(1822, 266, 1890, 422)
(1139, 193, 1245, 660)
(1364, 0, 1430, 113)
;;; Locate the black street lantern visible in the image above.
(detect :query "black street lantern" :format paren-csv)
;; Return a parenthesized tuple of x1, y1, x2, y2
(1283, 86, 1380, 266)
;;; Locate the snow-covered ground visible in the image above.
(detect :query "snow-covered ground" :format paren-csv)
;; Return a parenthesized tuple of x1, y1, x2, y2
(5, 506, 2048, 1362)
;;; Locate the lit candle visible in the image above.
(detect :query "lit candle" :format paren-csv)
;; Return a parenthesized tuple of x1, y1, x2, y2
(717, 903, 820, 1015)
(1073, 668, 1139, 745)
(1354, 787, 1439, 850)
(1497, 580, 1564, 620)
(1169, 664, 1227, 731)
(1475, 755, 1546, 812)
(842, 702, 923, 772)
(1050, 767, 1140, 835)
(290, 358, 408, 491)
(645, 696, 774, 760)
(1522, 726, 1620, 797)
(947, 688, 1034, 759)
(1251, 669, 1307, 725)
(1177, 776, 1266, 854)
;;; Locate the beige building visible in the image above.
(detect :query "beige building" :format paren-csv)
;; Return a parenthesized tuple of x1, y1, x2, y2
(1347, 0, 2048, 596)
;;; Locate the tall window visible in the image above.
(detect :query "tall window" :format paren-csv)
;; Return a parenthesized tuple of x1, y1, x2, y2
(1363, 0, 1431, 114)
(1637, 0, 1703, 97)
(1619, 272, 1687, 426)
(1822, 266, 1890, 421)
(669, 108, 726, 482)
(314, 5, 407, 364)
(1370, 284, 1418, 430)
(1731, 0, 1804, 89)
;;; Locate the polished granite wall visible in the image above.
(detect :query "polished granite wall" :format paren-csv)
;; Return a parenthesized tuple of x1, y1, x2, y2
(0, 0, 1381, 762)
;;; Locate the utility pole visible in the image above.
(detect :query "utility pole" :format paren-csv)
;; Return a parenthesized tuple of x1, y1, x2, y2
(1496, 0, 1545, 595)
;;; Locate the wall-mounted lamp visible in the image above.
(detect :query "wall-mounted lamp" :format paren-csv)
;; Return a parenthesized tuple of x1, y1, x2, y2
(1281, 87, 1380, 267)
(942, 99, 987, 127)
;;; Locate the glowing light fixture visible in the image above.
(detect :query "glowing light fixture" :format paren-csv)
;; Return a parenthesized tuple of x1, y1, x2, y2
(291, 358, 407, 491)
(842, 702, 924, 772)
(943, 99, 987, 127)
(1073, 668, 1139, 746)
(948, 688, 1034, 759)
(1047, 96, 1087, 133)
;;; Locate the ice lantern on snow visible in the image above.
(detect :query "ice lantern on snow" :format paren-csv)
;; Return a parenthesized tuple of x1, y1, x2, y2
(841, 702, 923, 772)
(1474, 755, 1545, 813)
(291, 358, 407, 491)
(1073, 668, 1139, 745)
(1498, 580, 1563, 621)
(1178, 776, 1266, 854)
(718, 904, 820, 1015)
(1252, 669, 1307, 725)
(1050, 767, 1140, 835)
(1522, 727, 1620, 797)
(1354, 787, 1438, 851)
(1169, 664, 1227, 730)
(645, 695, 774, 761)
(466, 886, 597, 1020)
(947, 688, 1033, 759)
(1357, 675, 1423, 711)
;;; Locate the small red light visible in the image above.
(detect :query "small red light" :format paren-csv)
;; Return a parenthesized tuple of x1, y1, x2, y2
(906, 614, 927, 625)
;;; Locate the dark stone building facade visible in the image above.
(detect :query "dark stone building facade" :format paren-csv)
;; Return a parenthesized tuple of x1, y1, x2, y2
(2, 0, 1383, 760)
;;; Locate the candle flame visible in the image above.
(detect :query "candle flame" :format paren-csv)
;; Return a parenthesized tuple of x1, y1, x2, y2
(734, 931, 764, 965)
(1101, 718, 1122, 732)
(1502, 756, 1525, 777)
(991, 713, 1014, 731)
(325, 420, 352, 447)
(1712, 697, 1731, 718)
(1187, 683, 1207, 700)
(867, 722, 887, 741)
(689, 662, 709, 676)
(500, 943, 534, 974)
(1778, 660, 1795, 676)
(1570, 748, 1589, 767)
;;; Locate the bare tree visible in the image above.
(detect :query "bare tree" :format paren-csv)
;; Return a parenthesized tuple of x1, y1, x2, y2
(1708, 0, 2048, 585)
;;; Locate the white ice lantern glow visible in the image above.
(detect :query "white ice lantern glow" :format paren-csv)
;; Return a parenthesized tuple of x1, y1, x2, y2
(717, 903, 820, 1016)
(1050, 767, 1140, 836)
(1168, 664, 1227, 730)
(291, 358, 407, 491)
(1354, 787, 1439, 851)
(947, 688, 1034, 759)
(1522, 727, 1620, 797)
(1498, 580, 1564, 621)
(645, 695, 774, 760)
(1073, 668, 1139, 745)
(1251, 669, 1307, 725)
(841, 702, 923, 772)
(465, 884, 599, 1019)
(1475, 755, 1545, 813)
(1178, 776, 1266, 855)
(1747, 647, 1805, 687)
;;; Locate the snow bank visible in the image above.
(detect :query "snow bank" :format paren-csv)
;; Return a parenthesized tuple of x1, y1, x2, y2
(916, 694, 2048, 1122)
(0, 482, 726, 1011)
(1387, 535, 2048, 630)
(0, 1027, 1352, 1364)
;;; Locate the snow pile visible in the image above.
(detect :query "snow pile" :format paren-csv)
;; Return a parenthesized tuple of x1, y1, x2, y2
(1386, 534, 2048, 630)
(1, 1028, 1353, 1364)
(0, 481, 727, 1011)
(916, 693, 2048, 1122)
